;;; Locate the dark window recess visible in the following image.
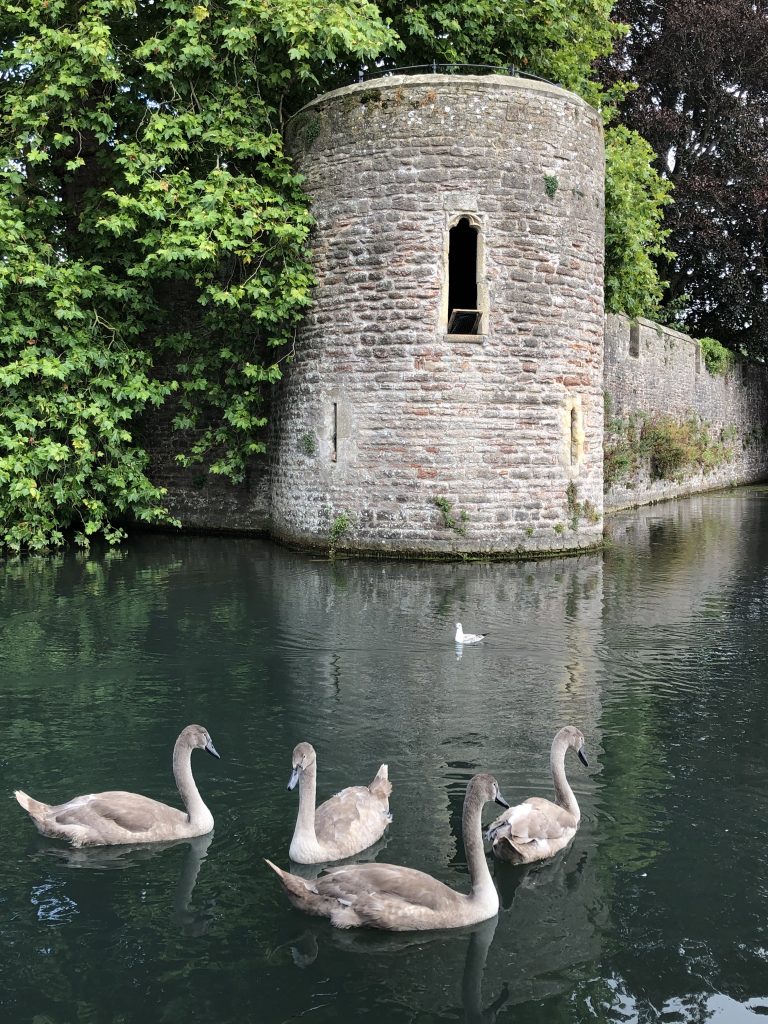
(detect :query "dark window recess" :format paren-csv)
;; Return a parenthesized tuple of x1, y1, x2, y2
(447, 309, 482, 335)
(331, 402, 338, 462)
(570, 408, 579, 465)
(629, 322, 640, 358)
(448, 217, 480, 334)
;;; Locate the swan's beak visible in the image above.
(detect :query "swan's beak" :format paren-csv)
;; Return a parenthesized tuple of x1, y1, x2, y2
(578, 745, 589, 767)
(287, 767, 300, 791)
(494, 792, 510, 809)
(205, 740, 221, 759)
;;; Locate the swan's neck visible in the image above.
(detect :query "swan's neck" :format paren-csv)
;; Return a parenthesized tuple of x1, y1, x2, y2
(173, 740, 212, 829)
(293, 760, 318, 846)
(551, 741, 580, 820)
(463, 789, 495, 902)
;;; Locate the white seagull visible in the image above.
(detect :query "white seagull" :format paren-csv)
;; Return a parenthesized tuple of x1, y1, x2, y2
(455, 622, 487, 645)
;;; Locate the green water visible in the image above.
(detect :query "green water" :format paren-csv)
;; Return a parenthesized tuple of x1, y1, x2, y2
(3, 490, 768, 1023)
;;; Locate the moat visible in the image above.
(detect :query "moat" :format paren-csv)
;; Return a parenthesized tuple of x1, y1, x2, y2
(3, 488, 768, 1023)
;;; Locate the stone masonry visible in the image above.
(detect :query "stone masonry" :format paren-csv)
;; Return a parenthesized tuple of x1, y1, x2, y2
(604, 315, 768, 511)
(269, 74, 606, 556)
(140, 74, 768, 556)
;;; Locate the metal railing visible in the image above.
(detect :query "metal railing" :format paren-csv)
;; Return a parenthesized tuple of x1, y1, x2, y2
(355, 62, 557, 87)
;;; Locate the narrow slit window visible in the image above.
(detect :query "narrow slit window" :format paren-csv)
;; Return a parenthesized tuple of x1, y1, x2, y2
(629, 322, 640, 358)
(447, 217, 480, 334)
(331, 403, 338, 462)
(570, 407, 579, 466)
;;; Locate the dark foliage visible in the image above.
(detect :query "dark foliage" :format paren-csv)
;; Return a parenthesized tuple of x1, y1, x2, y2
(600, 0, 768, 354)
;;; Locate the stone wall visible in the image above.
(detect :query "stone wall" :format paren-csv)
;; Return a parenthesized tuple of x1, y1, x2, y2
(269, 73, 606, 557)
(604, 314, 768, 511)
(140, 389, 271, 533)
(138, 77, 768, 555)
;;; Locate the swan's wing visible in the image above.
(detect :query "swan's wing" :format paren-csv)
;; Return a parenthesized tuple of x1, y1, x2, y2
(314, 787, 364, 840)
(520, 797, 578, 837)
(268, 862, 466, 930)
(487, 798, 575, 843)
(368, 764, 392, 802)
(317, 863, 457, 914)
(314, 786, 389, 847)
(53, 792, 181, 835)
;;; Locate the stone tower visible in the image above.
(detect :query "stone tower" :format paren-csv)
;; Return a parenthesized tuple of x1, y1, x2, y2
(270, 73, 605, 557)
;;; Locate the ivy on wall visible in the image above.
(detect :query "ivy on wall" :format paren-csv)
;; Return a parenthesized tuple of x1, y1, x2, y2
(1, 0, 677, 552)
(604, 411, 736, 490)
(0, 0, 396, 551)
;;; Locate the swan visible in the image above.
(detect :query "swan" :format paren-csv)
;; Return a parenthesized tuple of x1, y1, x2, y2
(455, 623, 487, 644)
(266, 772, 509, 930)
(486, 725, 588, 864)
(14, 724, 220, 847)
(287, 741, 392, 863)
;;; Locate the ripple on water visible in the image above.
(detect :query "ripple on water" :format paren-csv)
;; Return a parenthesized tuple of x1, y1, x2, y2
(30, 881, 79, 924)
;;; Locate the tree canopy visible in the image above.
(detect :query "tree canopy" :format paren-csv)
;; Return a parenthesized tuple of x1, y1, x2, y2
(373, 0, 674, 318)
(0, 0, 396, 550)
(1, 0, 672, 551)
(601, 0, 768, 353)
(364, 0, 619, 100)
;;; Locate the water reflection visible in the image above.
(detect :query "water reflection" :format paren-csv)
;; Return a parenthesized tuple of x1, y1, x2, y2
(4, 491, 768, 1022)
(461, 917, 510, 1024)
(26, 832, 214, 936)
(275, 915, 509, 1023)
(491, 839, 604, 1006)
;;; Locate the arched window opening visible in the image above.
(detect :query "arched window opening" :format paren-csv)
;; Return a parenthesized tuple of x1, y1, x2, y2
(570, 407, 579, 466)
(447, 217, 481, 335)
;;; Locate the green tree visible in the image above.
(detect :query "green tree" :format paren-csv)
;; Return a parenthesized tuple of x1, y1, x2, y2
(363, 0, 674, 319)
(1, 0, 671, 552)
(370, 0, 620, 101)
(0, 0, 396, 551)
(600, 0, 768, 353)
(604, 125, 673, 317)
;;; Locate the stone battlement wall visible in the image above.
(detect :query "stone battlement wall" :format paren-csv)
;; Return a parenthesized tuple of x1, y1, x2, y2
(604, 314, 768, 511)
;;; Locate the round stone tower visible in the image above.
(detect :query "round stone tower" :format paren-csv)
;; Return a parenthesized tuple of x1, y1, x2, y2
(270, 73, 605, 557)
